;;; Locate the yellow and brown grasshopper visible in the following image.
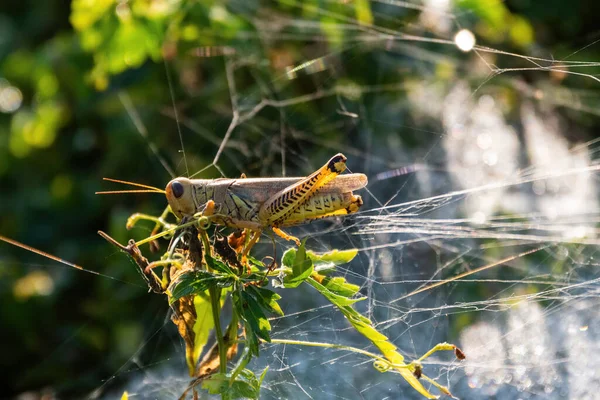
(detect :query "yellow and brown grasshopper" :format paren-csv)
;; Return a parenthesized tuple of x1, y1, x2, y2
(92, 152, 367, 293)
(164, 153, 367, 247)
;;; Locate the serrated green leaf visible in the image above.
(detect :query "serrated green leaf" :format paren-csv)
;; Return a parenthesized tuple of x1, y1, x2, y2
(312, 262, 337, 274)
(231, 381, 258, 398)
(241, 291, 271, 342)
(209, 257, 234, 275)
(202, 369, 261, 399)
(310, 249, 359, 273)
(232, 290, 267, 356)
(233, 369, 262, 399)
(169, 271, 234, 303)
(201, 372, 227, 394)
(247, 286, 284, 316)
(245, 327, 260, 356)
(307, 277, 365, 306)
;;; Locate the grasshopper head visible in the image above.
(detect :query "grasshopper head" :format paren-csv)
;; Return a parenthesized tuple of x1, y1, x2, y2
(166, 177, 195, 219)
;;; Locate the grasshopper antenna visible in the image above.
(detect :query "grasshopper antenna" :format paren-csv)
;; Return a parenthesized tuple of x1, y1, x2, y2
(0, 234, 146, 285)
(0, 234, 83, 270)
(96, 177, 166, 195)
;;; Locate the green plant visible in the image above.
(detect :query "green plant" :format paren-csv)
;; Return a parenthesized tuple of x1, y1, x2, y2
(103, 213, 465, 399)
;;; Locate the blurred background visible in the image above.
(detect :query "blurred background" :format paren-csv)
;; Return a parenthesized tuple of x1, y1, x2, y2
(2, 0, 600, 399)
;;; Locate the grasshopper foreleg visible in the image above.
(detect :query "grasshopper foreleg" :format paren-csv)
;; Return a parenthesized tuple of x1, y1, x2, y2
(242, 230, 262, 261)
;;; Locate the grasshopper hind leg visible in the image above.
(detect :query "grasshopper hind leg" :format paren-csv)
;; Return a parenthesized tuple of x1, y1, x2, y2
(258, 153, 348, 226)
(272, 227, 301, 246)
(270, 193, 362, 246)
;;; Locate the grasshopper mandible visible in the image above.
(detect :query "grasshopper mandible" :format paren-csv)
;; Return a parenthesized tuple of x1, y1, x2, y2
(165, 153, 367, 246)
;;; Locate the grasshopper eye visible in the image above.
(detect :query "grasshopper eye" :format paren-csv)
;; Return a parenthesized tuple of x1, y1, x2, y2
(171, 181, 184, 198)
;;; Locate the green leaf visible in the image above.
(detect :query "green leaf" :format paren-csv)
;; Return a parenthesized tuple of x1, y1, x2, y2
(258, 366, 269, 386)
(281, 247, 297, 268)
(246, 255, 265, 269)
(230, 369, 261, 398)
(282, 240, 314, 288)
(242, 291, 271, 342)
(245, 326, 260, 356)
(320, 276, 360, 297)
(231, 379, 258, 398)
(232, 289, 271, 356)
(230, 346, 252, 383)
(309, 248, 358, 266)
(201, 373, 227, 394)
(354, 0, 373, 26)
(169, 271, 234, 303)
(242, 273, 269, 286)
(246, 286, 284, 316)
(191, 294, 214, 372)
(211, 258, 235, 275)
(201, 369, 261, 399)
(307, 277, 365, 306)
(305, 278, 439, 398)
(283, 265, 313, 288)
(287, 248, 358, 274)
(293, 239, 311, 276)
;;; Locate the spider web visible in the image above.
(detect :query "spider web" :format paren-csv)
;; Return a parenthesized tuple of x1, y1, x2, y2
(106, 3, 600, 400)
(10, 1, 600, 399)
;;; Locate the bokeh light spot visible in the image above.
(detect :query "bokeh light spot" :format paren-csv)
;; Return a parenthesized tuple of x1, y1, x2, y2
(37, 73, 59, 98)
(455, 29, 476, 52)
(13, 270, 55, 300)
(0, 81, 23, 113)
(115, 1, 131, 21)
(51, 174, 74, 200)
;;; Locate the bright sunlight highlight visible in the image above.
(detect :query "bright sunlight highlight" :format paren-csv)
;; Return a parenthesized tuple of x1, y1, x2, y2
(454, 29, 476, 52)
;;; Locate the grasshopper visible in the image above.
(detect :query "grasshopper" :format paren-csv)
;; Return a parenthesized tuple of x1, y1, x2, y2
(164, 153, 367, 247)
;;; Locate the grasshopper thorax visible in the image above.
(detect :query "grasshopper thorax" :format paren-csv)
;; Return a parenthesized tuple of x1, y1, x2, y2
(166, 177, 196, 219)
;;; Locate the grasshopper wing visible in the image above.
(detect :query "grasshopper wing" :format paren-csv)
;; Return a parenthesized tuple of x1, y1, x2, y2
(229, 174, 367, 204)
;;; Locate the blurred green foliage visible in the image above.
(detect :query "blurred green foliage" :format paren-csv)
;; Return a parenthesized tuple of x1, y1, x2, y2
(1, 0, 600, 397)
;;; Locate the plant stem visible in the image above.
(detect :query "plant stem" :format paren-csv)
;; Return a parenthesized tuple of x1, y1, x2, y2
(269, 338, 403, 368)
(134, 218, 200, 247)
(199, 227, 228, 376)
(209, 287, 227, 374)
(270, 339, 455, 397)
